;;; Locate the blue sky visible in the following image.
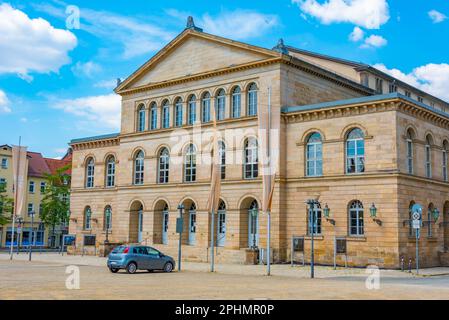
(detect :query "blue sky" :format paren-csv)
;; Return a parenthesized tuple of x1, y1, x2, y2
(0, 0, 448, 158)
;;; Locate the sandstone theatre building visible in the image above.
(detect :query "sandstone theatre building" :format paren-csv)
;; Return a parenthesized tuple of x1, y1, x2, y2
(68, 18, 449, 268)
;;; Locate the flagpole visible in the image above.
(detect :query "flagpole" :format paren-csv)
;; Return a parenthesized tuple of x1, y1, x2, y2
(267, 87, 271, 276)
(210, 208, 215, 272)
(10, 136, 21, 260)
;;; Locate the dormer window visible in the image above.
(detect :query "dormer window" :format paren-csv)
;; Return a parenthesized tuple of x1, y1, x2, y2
(375, 78, 383, 94)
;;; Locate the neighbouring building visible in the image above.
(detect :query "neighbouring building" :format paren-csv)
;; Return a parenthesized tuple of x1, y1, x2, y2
(68, 18, 449, 268)
(0, 145, 72, 248)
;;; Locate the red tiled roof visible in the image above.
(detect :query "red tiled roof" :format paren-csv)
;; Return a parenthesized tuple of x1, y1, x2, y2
(44, 157, 72, 175)
(27, 152, 50, 178)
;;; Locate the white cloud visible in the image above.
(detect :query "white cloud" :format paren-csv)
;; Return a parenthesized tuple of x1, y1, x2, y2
(349, 26, 365, 42)
(95, 79, 119, 90)
(361, 35, 387, 48)
(374, 63, 449, 102)
(71, 61, 102, 78)
(0, 3, 77, 80)
(53, 94, 121, 130)
(199, 10, 278, 40)
(428, 10, 447, 24)
(33, 2, 174, 59)
(0, 90, 11, 113)
(293, 0, 390, 29)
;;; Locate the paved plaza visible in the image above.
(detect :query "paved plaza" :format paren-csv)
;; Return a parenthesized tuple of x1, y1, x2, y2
(1, 253, 449, 299)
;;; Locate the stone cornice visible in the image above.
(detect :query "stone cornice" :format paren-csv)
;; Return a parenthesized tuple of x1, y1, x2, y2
(282, 97, 449, 130)
(117, 58, 282, 96)
(71, 136, 120, 152)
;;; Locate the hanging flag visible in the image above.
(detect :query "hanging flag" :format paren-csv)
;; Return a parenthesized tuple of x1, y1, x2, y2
(206, 101, 222, 214)
(12, 145, 28, 217)
(258, 87, 277, 213)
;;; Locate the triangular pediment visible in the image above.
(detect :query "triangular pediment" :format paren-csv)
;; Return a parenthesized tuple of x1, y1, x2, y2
(116, 30, 280, 93)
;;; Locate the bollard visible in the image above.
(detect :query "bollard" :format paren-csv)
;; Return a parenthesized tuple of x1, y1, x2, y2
(400, 256, 404, 272)
(408, 258, 412, 273)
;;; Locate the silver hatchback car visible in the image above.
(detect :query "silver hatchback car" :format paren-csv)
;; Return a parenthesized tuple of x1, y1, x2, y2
(107, 245, 176, 274)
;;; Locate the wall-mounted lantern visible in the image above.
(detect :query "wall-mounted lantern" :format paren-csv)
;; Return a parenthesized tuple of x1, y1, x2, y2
(432, 208, 440, 222)
(370, 203, 382, 226)
(323, 203, 335, 225)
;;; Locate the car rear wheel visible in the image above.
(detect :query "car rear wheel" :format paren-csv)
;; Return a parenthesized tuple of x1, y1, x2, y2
(163, 262, 173, 273)
(126, 262, 137, 274)
(109, 267, 119, 273)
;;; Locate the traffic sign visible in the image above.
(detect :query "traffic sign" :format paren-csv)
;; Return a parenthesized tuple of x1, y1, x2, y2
(412, 219, 421, 229)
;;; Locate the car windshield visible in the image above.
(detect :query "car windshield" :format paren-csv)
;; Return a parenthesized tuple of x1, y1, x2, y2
(112, 246, 127, 253)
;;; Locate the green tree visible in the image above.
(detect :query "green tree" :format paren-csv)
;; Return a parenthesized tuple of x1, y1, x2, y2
(0, 182, 13, 225)
(40, 164, 71, 247)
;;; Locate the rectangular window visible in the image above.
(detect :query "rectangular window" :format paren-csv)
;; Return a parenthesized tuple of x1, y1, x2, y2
(216, 97, 225, 121)
(389, 83, 397, 93)
(360, 73, 369, 87)
(1, 158, 7, 169)
(0, 178, 6, 188)
(202, 98, 211, 123)
(405, 91, 411, 98)
(188, 101, 196, 125)
(40, 182, 46, 194)
(425, 145, 431, 178)
(375, 78, 383, 94)
(418, 96, 424, 103)
(29, 181, 35, 193)
(27, 203, 34, 216)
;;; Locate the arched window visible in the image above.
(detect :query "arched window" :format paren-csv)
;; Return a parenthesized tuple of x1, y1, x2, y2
(346, 128, 365, 174)
(219, 141, 226, 179)
(162, 100, 170, 129)
(137, 104, 146, 132)
(84, 206, 92, 230)
(231, 86, 241, 118)
(408, 201, 415, 237)
(216, 89, 225, 121)
(244, 137, 258, 179)
(406, 129, 414, 174)
(427, 203, 434, 237)
(174, 98, 183, 127)
(85, 158, 95, 188)
(105, 155, 115, 187)
(349, 200, 364, 236)
(247, 83, 258, 116)
(308, 202, 321, 235)
(184, 144, 196, 182)
(306, 132, 323, 176)
(134, 150, 144, 185)
(158, 148, 170, 184)
(104, 206, 112, 231)
(442, 140, 448, 182)
(150, 102, 157, 130)
(202, 92, 211, 123)
(187, 95, 196, 125)
(425, 135, 432, 178)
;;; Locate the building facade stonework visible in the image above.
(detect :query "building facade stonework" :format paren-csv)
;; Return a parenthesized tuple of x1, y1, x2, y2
(68, 21, 449, 268)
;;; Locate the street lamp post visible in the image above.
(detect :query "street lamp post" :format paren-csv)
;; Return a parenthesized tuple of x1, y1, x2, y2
(28, 211, 35, 261)
(306, 199, 319, 279)
(177, 204, 184, 272)
(16, 217, 24, 255)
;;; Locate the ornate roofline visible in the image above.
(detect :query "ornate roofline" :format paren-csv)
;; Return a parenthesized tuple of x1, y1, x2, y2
(282, 93, 449, 130)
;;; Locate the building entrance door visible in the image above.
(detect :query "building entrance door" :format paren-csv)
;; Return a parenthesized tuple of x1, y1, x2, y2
(189, 208, 196, 245)
(248, 200, 259, 248)
(217, 210, 226, 247)
(138, 208, 143, 243)
(162, 210, 169, 245)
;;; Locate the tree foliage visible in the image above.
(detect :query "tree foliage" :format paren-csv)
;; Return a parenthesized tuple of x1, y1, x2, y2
(40, 164, 71, 231)
(0, 182, 13, 225)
